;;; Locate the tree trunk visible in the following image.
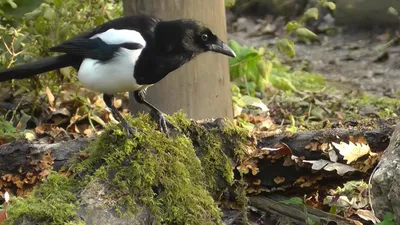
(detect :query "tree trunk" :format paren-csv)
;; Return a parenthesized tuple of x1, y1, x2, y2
(123, 0, 234, 120)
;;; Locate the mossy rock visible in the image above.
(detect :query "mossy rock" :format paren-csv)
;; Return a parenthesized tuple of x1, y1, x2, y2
(3, 112, 249, 225)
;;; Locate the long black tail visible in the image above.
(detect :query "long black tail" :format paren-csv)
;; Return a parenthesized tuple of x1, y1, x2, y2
(0, 54, 77, 82)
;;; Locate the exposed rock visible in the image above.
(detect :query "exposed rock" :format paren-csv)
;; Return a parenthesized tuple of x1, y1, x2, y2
(372, 124, 400, 223)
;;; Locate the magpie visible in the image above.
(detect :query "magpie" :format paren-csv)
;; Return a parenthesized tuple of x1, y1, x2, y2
(0, 15, 236, 137)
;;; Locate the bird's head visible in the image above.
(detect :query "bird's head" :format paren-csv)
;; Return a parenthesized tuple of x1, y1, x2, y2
(155, 19, 236, 58)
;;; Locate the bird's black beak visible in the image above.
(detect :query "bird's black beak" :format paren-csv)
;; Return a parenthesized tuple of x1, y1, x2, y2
(209, 41, 236, 58)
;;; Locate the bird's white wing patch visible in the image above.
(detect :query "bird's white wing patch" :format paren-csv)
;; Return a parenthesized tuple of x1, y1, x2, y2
(78, 29, 148, 94)
(90, 29, 146, 47)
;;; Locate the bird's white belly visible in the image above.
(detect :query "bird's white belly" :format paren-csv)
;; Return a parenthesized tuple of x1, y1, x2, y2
(77, 28, 151, 95)
(78, 49, 145, 94)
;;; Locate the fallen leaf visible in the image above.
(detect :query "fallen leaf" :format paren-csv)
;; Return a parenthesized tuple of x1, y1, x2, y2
(274, 176, 285, 184)
(329, 149, 338, 162)
(332, 141, 371, 164)
(45, 86, 55, 109)
(240, 95, 269, 112)
(325, 195, 368, 209)
(305, 141, 320, 151)
(320, 143, 329, 151)
(237, 158, 260, 175)
(324, 162, 357, 175)
(355, 209, 377, 223)
(303, 159, 357, 175)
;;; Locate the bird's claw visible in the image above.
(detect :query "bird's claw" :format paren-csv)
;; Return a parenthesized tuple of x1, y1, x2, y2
(121, 119, 137, 138)
(151, 110, 174, 137)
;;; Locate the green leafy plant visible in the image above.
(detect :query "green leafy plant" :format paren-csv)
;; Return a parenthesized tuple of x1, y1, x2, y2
(0, 0, 123, 130)
(280, 197, 321, 225)
(276, 0, 336, 58)
(376, 212, 395, 225)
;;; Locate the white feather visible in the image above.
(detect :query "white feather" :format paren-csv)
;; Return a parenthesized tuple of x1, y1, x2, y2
(77, 29, 151, 94)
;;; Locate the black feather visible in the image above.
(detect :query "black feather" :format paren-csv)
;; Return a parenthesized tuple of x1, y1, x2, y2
(49, 38, 143, 62)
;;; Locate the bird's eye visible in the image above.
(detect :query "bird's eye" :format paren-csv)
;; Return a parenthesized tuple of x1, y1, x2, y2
(201, 34, 208, 41)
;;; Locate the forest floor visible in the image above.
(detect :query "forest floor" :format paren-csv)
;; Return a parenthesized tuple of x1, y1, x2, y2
(227, 14, 400, 98)
(1, 10, 400, 225)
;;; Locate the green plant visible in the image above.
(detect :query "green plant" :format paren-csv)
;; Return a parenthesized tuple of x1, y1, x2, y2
(376, 212, 395, 225)
(281, 197, 321, 225)
(0, 0, 123, 131)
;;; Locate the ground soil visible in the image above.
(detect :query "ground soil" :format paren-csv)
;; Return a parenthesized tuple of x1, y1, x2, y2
(227, 16, 400, 98)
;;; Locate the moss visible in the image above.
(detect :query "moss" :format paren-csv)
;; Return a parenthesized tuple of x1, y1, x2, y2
(4, 112, 248, 225)
(4, 172, 82, 225)
(73, 112, 244, 224)
(349, 94, 400, 118)
(168, 113, 247, 196)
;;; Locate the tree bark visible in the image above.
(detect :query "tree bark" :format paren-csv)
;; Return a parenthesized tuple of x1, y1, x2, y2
(123, 0, 234, 120)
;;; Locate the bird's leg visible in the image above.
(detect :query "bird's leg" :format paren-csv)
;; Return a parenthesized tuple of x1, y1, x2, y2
(103, 94, 137, 137)
(133, 90, 174, 136)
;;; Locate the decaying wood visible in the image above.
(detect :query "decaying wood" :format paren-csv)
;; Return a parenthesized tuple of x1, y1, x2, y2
(249, 195, 353, 225)
(0, 139, 90, 173)
(241, 119, 396, 194)
(0, 118, 396, 195)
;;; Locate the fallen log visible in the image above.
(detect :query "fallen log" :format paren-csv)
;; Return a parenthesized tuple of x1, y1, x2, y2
(241, 119, 395, 194)
(249, 195, 353, 225)
(0, 114, 397, 224)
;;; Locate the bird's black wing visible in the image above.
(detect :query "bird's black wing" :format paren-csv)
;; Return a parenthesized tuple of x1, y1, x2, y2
(49, 38, 143, 61)
(49, 15, 159, 52)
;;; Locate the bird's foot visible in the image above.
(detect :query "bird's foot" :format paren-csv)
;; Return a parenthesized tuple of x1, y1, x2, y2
(150, 110, 175, 137)
(120, 118, 138, 138)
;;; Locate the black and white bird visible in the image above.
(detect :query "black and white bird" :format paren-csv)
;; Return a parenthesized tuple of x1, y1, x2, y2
(0, 15, 236, 137)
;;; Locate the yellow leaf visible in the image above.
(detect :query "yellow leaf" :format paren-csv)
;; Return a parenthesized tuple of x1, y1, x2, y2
(332, 141, 371, 164)
(45, 86, 55, 109)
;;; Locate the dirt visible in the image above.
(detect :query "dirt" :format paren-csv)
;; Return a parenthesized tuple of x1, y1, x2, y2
(227, 16, 400, 98)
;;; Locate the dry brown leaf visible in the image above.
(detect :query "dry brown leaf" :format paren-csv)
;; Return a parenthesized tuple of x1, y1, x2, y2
(305, 141, 320, 151)
(332, 141, 372, 164)
(348, 136, 368, 145)
(236, 158, 260, 175)
(273, 176, 285, 184)
(320, 143, 329, 151)
(84, 128, 95, 137)
(1, 174, 12, 182)
(45, 86, 55, 109)
(355, 209, 377, 223)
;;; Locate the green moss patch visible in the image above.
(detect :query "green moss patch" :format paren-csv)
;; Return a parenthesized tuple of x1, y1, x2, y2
(4, 172, 83, 225)
(76, 113, 228, 224)
(3, 112, 248, 225)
